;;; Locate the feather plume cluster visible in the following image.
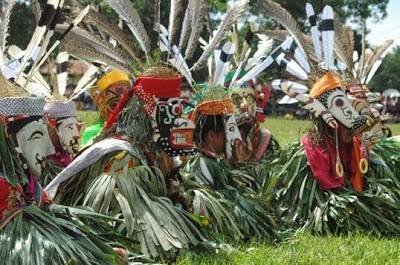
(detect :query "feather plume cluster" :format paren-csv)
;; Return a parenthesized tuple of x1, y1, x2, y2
(190, 0, 249, 71)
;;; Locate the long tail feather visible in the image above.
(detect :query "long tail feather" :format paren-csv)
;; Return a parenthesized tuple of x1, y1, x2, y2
(16, 0, 62, 82)
(27, 6, 90, 88)
(272, 48, 308, 80)
(168, 0, 183, 46)
(213, 41, 235, 86)
(190, 0, 249, 71)
(159, 25, 193, 85)
(178, 3, 192, 51)
(56, 51, 69, 96)
(333, 13, 354, 70)
(184, 0, 208, 59)
(305, 3, 322, 61)
(281, 36, 310, 73)
(61, 40, 132, 73)
(31, 0, 42, 23)
(321, 5, 334, 70)
(69, 1, 138, 59)
(58, 25, 132, 65)
(104, 0, 151, 58)
(153, 0, 160, 31)
(238, 37, 307, 86)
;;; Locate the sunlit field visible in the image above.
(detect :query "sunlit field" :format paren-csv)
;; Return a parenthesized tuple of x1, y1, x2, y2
(78, 111, 400, 264)
(78, 111, 400, 147)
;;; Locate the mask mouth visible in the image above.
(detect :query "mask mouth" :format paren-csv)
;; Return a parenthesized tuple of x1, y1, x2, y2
(169, 118, 196, 151)
(35, 153, 46, 171)
(235, 112, 255, 126)
(69, 139, 80, 153)
(169, 129, 196, 150)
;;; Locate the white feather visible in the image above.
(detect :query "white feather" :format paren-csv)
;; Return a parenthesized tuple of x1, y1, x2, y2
(245, 33, 273, 71)
(159, 25, 193, 85)
(69, 63, 99, 100)
(321, 5, 334, 70)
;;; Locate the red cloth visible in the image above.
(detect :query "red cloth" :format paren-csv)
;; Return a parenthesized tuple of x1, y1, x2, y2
(302, 134, 365, 191)
(135, 76, 181, 98)
(0, 178, 26, 229)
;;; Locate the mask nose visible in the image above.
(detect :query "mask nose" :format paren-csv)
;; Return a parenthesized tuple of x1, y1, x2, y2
(239, 102, 248, 113)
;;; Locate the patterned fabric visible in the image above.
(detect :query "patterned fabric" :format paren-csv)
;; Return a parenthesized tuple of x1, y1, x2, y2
(197, 99, 234, 116)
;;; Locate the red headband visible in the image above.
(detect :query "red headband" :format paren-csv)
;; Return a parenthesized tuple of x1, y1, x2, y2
(103, 75, 182, 131)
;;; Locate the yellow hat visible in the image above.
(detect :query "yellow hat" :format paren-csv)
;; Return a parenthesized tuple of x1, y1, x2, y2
(97, 70, 130, 92)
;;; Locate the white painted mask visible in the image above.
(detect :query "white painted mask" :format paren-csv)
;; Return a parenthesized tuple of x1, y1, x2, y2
(57, 116, 81, 154)
(16, 119, 55, 176)
(318, 88, 369, 133)
(224, 113, 242, 159)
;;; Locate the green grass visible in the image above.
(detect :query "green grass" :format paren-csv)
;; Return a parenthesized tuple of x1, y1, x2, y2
(77, 111, 400, 264)
(78, 111, 400, 147)
(176, 233, 400, 265)
(263, 116, 400, 147)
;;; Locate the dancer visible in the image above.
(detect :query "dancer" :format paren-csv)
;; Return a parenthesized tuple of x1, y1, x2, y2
(256, 0, 400, 236)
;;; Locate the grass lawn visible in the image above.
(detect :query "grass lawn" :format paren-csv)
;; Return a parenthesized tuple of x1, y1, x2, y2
(176, 233, 400, 264)
(263, 116, 400, 147)
(78, 111, 400, 146)
(78, 110, 400, 264)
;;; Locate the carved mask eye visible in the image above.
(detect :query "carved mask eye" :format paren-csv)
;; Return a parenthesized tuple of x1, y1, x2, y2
(171, 103, 182, 116)
(335, 98, 344, 107)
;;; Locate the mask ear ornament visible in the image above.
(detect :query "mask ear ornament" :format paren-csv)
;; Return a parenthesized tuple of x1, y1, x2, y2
(335, 126, 344, 179)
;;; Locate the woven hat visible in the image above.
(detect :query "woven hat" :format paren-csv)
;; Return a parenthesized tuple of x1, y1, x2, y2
(45, 100, 76, 119)
(0, 74, 45, 121)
